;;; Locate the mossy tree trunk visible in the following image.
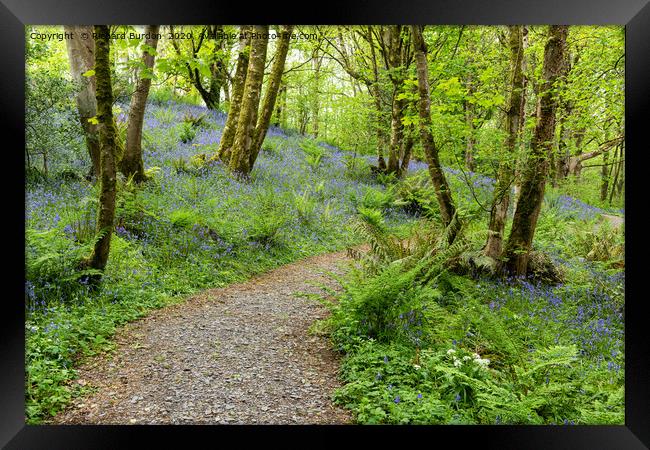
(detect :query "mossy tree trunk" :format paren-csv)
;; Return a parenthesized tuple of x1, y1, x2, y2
(383, 25, 411, 176)
(250, 25, 294, 167)
(216, 26, 252, 164)
(555, 52, 579, 182)
(502, 25, 568, 276)
(310, 46, 323, 138)
(367, 27, 388, 171)
(399, 130, 415, 174)
(485, 25, 527, 259)
(120, 25, 160, 183)
(373, 91, 389, 171)
(64, 25, 101, 179)
(272, 82, 287, 127)
(228, 26, 269, 178)
(387, 94, 406, 175)
(412, 25, 459, 244)
(85, 25, 118, 274)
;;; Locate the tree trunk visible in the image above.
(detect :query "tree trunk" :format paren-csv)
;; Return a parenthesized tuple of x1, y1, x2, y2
(272, 83, 286, 127)
(311, 47, 322, 138)
(120, 25, 160, 183)
(372, 85, 388, 171)
(609, 142, 623, 204)
(206, 25, 230, 110)
(555, 106, 572, 180)
(387, 95, 405, 175)
(228, 25, 269, 178)
(616, 142, 624, 197)
(485, 25, 526, 259)
(600, 145, 611, 202)
(216, 26, 251, 164)
(399, 131, 414, 174)
(223, 77, 230, 104)
(64, 25, 101, 179)
(367, 28, 388, 171)
(85, 25, 118, 275)
(385, 25, 408, 176)
(566, 135, 622, 177)
(511, 28, 530, 211)
(412, 25, 459, 244)
(197, 83, 219, 110)
(502, 25, 568, 276)
(169, 26, 229, 111)
(250, 25, 293, 166)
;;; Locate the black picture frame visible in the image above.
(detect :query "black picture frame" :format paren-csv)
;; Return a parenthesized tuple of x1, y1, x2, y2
(2, 0, 648, 448)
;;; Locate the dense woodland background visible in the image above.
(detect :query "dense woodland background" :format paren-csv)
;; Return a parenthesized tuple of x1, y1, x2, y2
(26, 25, 624, 424)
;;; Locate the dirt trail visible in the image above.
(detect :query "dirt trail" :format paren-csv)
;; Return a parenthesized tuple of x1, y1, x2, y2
(52, 250, 358, 425)
(601, 214, 624, 229)
(595, 213, 624, 232)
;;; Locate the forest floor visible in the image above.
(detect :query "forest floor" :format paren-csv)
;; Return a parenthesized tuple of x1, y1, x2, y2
(51, 249, 360, 425)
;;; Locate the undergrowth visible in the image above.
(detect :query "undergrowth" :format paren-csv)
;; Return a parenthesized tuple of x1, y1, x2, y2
(24, 100, 414, 424)
(316, 189, 624, 425)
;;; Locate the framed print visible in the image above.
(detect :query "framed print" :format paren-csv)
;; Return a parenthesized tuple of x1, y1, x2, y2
(1, 0, 648, 448)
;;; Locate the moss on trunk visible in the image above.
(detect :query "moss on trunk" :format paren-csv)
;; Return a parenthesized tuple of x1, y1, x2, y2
(502, 25, 568, 275)
(485, 26, 527, 259)
(228, 26, 269, 178)
(412, 25, 459, 244)
(216, 26, 252, 164)
(85, 25, 118, 274)
(250, 25, 294, 167)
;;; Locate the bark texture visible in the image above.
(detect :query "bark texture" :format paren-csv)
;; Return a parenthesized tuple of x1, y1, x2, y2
(64, 25, 101, 179)
(228, 26, 269, 177)
(383, 25, 411, 176)
(485, 26, 527, 259)
(120, 25, 160, 183)
(412, 25, 459, 244)
(86, 25, 118, 274)
(250, 25, 294, 167)
(400, 131, 415, 174)
(502, 25, 568, 275)
(216, 27, 252, 164)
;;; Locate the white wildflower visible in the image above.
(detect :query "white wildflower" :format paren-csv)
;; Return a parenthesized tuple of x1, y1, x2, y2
(453, 358, 462, 367)
(447, 348, 456, 355)
(475, 358, 490, 368)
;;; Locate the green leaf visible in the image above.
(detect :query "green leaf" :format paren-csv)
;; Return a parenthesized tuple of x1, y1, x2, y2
(82, 69, 95, 77)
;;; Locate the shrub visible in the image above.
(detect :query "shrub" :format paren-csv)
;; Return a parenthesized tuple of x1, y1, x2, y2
(300, 139, 328, 171)
(178, 122, 196, 143)
(394, 171, 439, 217)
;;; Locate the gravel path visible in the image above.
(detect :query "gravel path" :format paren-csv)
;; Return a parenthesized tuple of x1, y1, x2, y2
(52, 250, 358, 425)
(600, 213, 624, 230)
